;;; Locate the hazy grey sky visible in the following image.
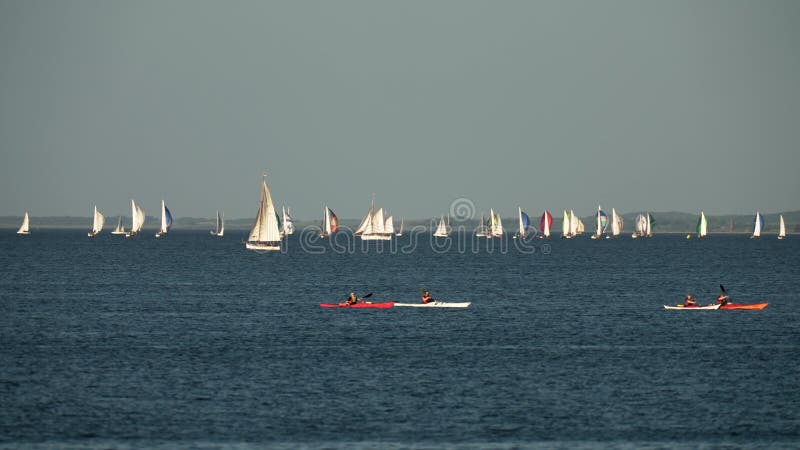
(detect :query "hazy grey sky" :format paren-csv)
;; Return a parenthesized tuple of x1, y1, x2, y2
(1, 0, 798, 220)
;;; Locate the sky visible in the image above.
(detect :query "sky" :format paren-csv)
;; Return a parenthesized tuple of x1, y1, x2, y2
(1, 0, 798, 220)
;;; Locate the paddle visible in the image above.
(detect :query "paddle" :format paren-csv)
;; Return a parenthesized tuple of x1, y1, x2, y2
(360, 292, 373, 304)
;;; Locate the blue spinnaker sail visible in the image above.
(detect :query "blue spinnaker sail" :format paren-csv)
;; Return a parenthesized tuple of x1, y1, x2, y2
(521, 211, 530, 231)
(165, 206, 173, 230)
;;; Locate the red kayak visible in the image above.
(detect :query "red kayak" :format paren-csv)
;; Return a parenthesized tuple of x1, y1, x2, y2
(320, 302, 395, 309)
(719, 303, 768, 310)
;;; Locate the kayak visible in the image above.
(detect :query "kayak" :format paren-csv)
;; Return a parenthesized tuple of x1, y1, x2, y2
(393, 302, 471, 308)
(664, 304, 721, 310)
(719, 303, 768, 310)
(320, 302, 395, 309)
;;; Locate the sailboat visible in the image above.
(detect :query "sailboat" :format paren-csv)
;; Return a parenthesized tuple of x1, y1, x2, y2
(632, 213, 647, 239)
(16, 212, 30, 235)
(87, 206, 104, 237)
(489, 209, 504, 238)
(245, 175, 282, 251)
(538, 210, 553, 239)
(696, 211, 708, 239)
(561, 210, 571, 239)
(320, 206, 339, 238)
(778, 214, 786, 240)
(646, 212, 654, 237)
(111, 216, 126, 235)
(210, 210, 224, 237)
(281, 206, 295, 237)
(606, 208, 622, 238)
(354, 194, 393, 240)
(750, 211, 763, 239)
(433, 215, 450, 238)
(476, 214, 488, 238)
(395, 218, 404, 237)
(125, 200, 145, 237)
(569, 209, 579, 237)
(155, 200, 173, 238)
(591, 206, 608, 239)
(513, 207, 530, 239)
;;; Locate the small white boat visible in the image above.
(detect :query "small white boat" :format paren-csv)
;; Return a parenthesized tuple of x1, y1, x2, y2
(663, 304, 720, 310)
(16, 212, 30, 235)
(281, 206, 295, 237)
(778, 214, 786, 240)
(210, 210, 224, 237)
(513, 207, 530, 239)
(155, 200, 173, 238)
(395, 218, 404, 237)
(87, 206, 104, 237)
(245, 175, 282, 251)
(111, 216, 126, 235)
(489, 209, 503, 238)
(476, 213, 488, 238)
(394, 302, 471, 308)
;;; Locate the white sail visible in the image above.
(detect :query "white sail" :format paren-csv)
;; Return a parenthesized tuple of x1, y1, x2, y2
(16, 212, 30, 235)
(611, 208, 621, 236)
(246, 176, 282, 251)
(569, 209, 578, 236)
(433, 215, 449, 237)
(211, 210, 224, 236)
(281, 206, 295, 236)
(355, 209, 372, 235)
(646, 212, 653, 237)
(88, 206, 104, 236)
(155, 200, 173, 237)
(698, 211, 707, 237)
(516, 207, 527, 238)
(778, 215, 786, 239)
(595, 206, 603, 237)
(372, 208, 386, 234)
(126, 200, 145, 236)
(323, 207, 332, 235)
(562, 210, 570, 237)
(112, 216, 126, 235)
(476, 214, 487, 237)
(752, 211, 762, 238)
(384, 215, 395, 234)
(396, 218, 404, 236)
(489, 209, 503, 237)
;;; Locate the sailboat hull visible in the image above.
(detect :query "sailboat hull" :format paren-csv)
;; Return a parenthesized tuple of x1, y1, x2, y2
(358, 234, 392, 241)
(246, 241, 281, 251)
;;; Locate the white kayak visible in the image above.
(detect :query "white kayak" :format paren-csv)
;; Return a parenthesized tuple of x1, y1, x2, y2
(394, 302, 471, 308)
(663, 304, 721, 310)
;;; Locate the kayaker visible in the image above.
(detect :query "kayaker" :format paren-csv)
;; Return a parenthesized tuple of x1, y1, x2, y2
(684, 294, 697, 307)
(345, 292, 360, 305)
(421, 290, 434, 304)
(716, 292, 730, 305)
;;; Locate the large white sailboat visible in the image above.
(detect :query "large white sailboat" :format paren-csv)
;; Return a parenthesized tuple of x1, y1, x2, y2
(88, 206, 104, 237)
(433, 215, 450, 238)
(210, 210, 224, 237)
(778, 214, 786, 240)
(245, 176, 282, 251)
(16, 212, 30, 235)
(354, 195, 393, 241)
(125, 200, 145, 237)
(751, 211, 763, 239)
(513, 207, 530, 239)
(281, 206, 295, 237)
(632, 213, 647, 239)
(111, 216, 126, 235)
(155, 200, 173, 238)
(561, 210, 571, 239)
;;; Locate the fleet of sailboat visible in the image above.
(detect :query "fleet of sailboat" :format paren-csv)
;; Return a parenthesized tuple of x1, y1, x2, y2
(155, 200, 173, 238)
(210, 210, 224, 237)
(245, 176, 282, 251)
(16, 212, 29, 235)
(88, 206, 104, 237)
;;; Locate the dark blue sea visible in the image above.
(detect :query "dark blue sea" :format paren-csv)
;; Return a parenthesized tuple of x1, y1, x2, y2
(1, 229, 798, 449)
